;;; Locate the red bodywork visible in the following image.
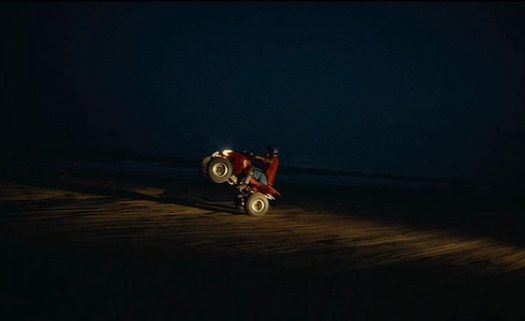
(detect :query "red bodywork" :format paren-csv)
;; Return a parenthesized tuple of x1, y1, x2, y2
(226, 151, 281, 198)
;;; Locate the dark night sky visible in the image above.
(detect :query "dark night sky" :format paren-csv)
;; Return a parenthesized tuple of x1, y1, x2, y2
(2, 2, 524, 185)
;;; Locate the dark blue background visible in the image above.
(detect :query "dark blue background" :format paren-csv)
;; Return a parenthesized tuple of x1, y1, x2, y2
(2, 3, 524, 186)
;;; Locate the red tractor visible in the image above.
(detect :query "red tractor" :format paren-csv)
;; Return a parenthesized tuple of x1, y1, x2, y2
(200, 149, 281, 217)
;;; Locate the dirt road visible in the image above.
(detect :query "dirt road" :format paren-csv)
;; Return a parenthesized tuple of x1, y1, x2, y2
(1, 169, 524, 320)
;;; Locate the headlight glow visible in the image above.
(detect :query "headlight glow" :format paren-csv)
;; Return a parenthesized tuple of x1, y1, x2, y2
(222, 149, 233, 156)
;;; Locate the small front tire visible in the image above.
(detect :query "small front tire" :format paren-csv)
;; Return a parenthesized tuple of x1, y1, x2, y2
(200, 156, 212, 177)
(207, 157, 233, 183)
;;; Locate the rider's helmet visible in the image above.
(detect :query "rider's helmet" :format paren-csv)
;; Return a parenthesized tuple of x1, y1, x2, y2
(265, 145, 279, 156)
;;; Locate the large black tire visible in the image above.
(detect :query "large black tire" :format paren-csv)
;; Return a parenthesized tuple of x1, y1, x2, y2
(200, 156, 212, 178)
(245, 193, 269, 217)
(207, 157, 233, 183)
(234, 195, 245, 210)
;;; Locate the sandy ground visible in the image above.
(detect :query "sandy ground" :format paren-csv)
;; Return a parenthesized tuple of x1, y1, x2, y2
(1, 164, 525, 320)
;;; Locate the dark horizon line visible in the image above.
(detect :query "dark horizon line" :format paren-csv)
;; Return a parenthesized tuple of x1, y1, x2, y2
(6, 147, 503, 189)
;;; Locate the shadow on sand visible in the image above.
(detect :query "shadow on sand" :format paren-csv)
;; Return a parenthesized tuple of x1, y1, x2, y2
(2, 174, 244, 216)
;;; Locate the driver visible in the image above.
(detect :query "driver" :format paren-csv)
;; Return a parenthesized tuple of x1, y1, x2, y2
(241, 145, 279, 188)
